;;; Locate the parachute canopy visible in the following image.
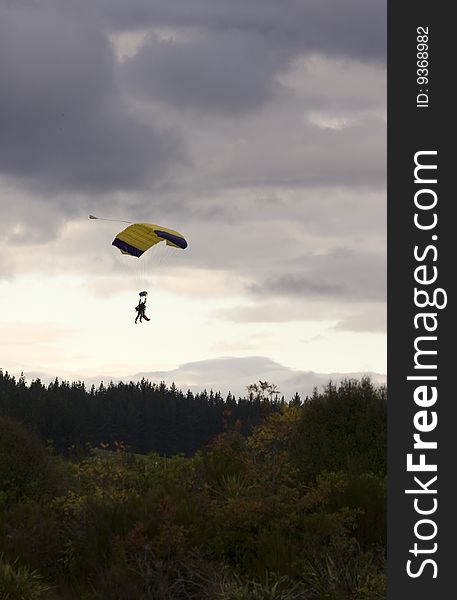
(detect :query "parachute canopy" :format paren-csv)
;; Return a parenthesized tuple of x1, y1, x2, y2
(112, 223, 188, 257)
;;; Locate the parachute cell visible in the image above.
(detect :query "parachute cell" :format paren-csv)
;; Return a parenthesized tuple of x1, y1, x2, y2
(112, 223, 188, 257)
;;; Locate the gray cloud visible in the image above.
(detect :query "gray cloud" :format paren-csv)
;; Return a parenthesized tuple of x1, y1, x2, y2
(0, 0, 385, 231)
(119, 0, 385, 116)
(124, 30, 287, 115)
(96, 0, 386, 62)
(216, 299, 386, 334)
(0, 1, 183, 195)
(256, 275, 344, 297)
(249, 249, 385, 303)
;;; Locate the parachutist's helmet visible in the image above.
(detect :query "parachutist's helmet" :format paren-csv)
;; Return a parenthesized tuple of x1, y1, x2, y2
(139, 291, 148, 297)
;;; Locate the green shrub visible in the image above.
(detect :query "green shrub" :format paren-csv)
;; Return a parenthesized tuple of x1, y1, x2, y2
(0, 558, 53, 600)
(301, 541, 386, 599)
(0, 417, 57, 504)
(290, 379, 386, 482)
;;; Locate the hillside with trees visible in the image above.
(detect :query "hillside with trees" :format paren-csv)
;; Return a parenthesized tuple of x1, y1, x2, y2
(0, 372, 282, 457)
(0, 374, 386, 599)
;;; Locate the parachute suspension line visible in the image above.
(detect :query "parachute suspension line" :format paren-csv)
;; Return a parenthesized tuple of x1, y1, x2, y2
(89, 214, 133, 224)
(154, 242, 174, 271)
(135, 243, 172, 292)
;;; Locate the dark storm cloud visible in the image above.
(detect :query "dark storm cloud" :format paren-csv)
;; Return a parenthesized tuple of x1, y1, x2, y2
(119, 0, 385, 115)
(96, 0, 386, 61)
(124, 30, 288, 115)
(0, 1, 182, 195)
(249, 249, 385, 303)
(0, 0, 385, 198)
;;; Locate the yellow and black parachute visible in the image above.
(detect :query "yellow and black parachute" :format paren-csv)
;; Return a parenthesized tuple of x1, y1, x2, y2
(112, 223, 188, 257)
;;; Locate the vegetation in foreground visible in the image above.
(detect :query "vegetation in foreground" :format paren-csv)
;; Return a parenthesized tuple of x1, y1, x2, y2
(0, 377, 386, 599)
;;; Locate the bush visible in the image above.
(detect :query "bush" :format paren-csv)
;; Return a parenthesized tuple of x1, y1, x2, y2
(302, 541, 386, 599)
(0, 557, 53, 600)
(0, 417, 56, 504)
(289, 379, 386, 482)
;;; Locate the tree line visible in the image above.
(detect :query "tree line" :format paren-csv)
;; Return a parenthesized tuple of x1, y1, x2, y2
(0, 370, 285, 456)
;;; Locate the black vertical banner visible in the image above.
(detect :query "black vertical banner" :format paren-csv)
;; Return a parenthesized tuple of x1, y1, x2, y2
(388, 2, 455, 597)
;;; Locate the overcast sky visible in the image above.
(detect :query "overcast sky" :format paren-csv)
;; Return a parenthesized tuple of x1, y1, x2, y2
(0, 0, 386, 398)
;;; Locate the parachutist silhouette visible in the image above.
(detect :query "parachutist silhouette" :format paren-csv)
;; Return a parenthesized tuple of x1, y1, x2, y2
(135, 298, 150, 323)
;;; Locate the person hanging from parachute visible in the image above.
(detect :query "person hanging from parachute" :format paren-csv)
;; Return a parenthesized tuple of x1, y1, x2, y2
(135, 291, 150, 324)
(89, 215, 188, 323)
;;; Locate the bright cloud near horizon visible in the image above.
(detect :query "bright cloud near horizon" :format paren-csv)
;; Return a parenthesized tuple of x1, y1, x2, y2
(0, 0, 386, 399)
